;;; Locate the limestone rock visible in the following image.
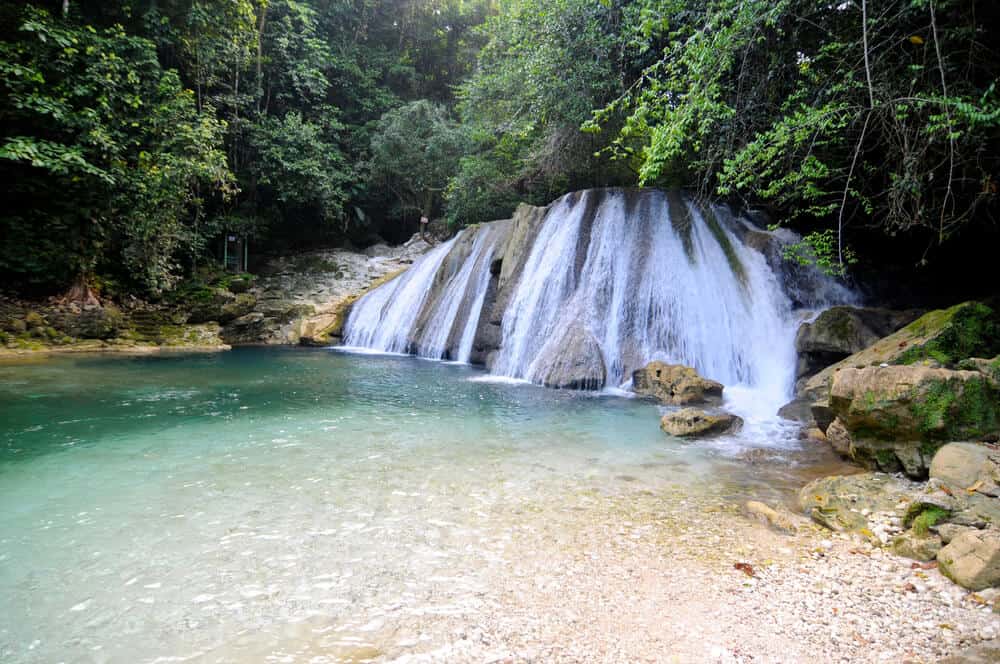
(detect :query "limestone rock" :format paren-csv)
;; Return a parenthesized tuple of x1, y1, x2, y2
(825, 365, 999, 476)
(745, 500, 799, 533)
(633, 361, 723, 405)
(660, 408, 742, 438)
(798, 473, 918, 533)
(930, 443, 1000, 496)
(802, 301, 1000, 403)
(934, 523, 976, 545)
(536, 327, 607, 390)
(795, 306, 922, 380)
(937, 529, 1000, 590)
(891, 531, 943, 561)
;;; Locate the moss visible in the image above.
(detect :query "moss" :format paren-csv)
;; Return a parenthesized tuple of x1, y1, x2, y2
(911, 506, 949, 536)
(909, 376, 999, 441)
(898, 302, 1000, 366)
(873, 448, 899, 470)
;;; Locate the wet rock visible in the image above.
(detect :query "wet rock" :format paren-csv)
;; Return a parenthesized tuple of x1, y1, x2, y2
(795, 306, 922, 380)
(798, 473, 919, 534)
(660, 408, 742, 438)
(891, 531, 943, 561)
(826, 365, 999, 477)
(536, 327, 606, 390)
(930, 443, 1000, 496)
(777, 397, 813, 423)
(633, 362, 723, 406)
(937, 529, 1000, 590)
(745, 500, 799, 533)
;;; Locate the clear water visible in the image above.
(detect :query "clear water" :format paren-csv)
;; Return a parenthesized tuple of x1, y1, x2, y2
(0, 349, 848, 663)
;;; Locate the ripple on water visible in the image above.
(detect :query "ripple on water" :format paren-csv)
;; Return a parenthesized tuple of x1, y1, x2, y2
(0, 348, 853, 663)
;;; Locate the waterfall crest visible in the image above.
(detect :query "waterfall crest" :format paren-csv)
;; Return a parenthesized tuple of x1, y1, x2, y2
(341, 188, 851, 412)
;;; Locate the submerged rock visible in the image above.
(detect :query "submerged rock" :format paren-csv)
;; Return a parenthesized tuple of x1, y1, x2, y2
(632, 362, 723, 405)
(937, 529, 1000, 590)
(660, 408, 742, 438)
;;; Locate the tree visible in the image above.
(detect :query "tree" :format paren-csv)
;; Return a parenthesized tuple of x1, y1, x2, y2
(0, 7, 232, 295)
(369, 100, 468, 224)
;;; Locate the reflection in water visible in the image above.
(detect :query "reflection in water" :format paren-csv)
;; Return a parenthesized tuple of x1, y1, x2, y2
(0, 348, 852, 663)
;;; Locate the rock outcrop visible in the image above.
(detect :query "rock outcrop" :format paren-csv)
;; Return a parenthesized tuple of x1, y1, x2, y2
(632, 362, 724, 405)
(802, 301, 1000, 403)
(823, 365, 999, 476)
(222, 235, 432, 346)
(660, 408, 742, 437)
(536, 327, 607, 390)
(795, 306, 922, 381)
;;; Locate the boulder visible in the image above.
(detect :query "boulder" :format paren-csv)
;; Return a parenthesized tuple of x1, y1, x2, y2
(799, 473, 914, 533)
(937, 529, 1000, 590)
(660, 408, 742, 438)
(536, 327, 607, 390)
(802, 301, 1000, 403)
(795, 306, 922, 380)
(930, 443, 1000, 496)
(891, 531, 943, 561)
(633, 361, 723, 405)
(825, 365, 999, 476)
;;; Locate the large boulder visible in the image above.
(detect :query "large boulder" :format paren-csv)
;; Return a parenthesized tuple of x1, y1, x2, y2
(802, 301, 1000, 403)
(795, 306, 922, 380)
(825, 365, 999, 476)
(632, 361, 723, 405)
(930, 443, 1000, 496)
(660, 408, 742, 438)
(536, 327, 607, 390)
(937, 529, 1000, 590)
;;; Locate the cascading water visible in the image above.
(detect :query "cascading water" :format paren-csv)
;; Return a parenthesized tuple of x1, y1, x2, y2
(341, 188, 851, 417)
(343, 223, 504, 362)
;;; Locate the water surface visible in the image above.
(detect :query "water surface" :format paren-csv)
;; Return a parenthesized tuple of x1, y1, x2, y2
(0, 349, 848, 662)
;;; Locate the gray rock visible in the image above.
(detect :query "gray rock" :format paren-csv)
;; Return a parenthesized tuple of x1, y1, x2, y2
(937, 529, 1000, 590)
(633, 362, 723, 406)
(660, 408, 742, 438)
(891, 531, 943, 561)
(536, 327, 607, 390)
(930, 442, 1000, 495)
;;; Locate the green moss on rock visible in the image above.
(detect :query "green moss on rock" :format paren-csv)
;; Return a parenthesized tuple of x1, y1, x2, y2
(898, 302, 1000, 367)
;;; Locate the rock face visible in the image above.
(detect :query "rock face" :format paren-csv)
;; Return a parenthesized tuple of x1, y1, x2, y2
(824, 365, 999, 476)
(937, 529, 1000, 590)
(802, 301, 1000, 403)
(795, 306, 922, 381)
(930, 442, 1000, 496)
(222, 236, 432, 346)
(632, 362, 724, 405)
(536, 327, 607, 390)
(660, 408, 742, 437)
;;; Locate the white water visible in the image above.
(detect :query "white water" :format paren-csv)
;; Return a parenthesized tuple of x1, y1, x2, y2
(344, 225, 501, 363)
(343, 188, 849, 417)
(342, 238, 456, 354)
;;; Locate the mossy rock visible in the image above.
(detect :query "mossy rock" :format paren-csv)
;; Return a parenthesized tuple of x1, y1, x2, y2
(803, 301, 1000, 402)
(24, 311, 45, 327)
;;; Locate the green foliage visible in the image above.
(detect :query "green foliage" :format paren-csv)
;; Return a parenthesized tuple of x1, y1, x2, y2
(910, 506, 949, 536)
(369, 100, 468, 220)
(594, 0, 1000, 274)
(447, 0, 632, 225)
(0, 7, 232, 294)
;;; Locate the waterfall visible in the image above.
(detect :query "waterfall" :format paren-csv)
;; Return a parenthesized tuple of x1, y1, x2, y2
(343, 223, 504, 362)
(341, 188, 850, 415)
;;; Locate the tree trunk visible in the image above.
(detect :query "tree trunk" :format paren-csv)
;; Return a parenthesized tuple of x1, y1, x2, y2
(61, 273, 100, 307)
